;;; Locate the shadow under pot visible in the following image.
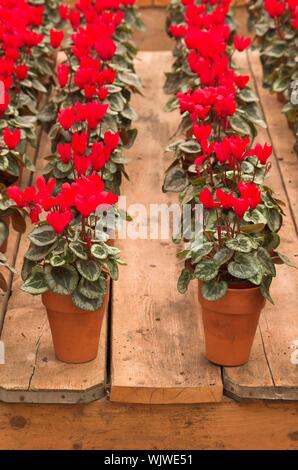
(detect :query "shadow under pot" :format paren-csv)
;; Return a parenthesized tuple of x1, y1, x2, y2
(198, 282, 266, 367)
(42, 279, 110, 364)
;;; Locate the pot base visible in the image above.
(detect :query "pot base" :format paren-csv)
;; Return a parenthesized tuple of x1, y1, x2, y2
(199, 283, 266, 367)
(42, 290, 108, 364)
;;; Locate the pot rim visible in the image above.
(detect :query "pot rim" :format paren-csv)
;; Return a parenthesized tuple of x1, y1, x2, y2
(225, 285, 261, 292)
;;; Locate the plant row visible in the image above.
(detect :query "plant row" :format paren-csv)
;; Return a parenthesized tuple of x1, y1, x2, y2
(0, 0, 64, 290)
(163, 0, 294, 302)
(4, 0, 142, 311)
(248, 0, 298, 153)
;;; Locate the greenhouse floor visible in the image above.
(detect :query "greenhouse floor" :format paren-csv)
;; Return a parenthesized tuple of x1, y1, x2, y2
(0, 8, 298, 450)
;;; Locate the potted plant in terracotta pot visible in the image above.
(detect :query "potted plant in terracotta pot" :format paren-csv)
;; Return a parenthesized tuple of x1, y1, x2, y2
(8, 174, 120, 364)
(164, 0, 296, 366)
(177, 136, 295, 366)
(248, 0, 298, 153)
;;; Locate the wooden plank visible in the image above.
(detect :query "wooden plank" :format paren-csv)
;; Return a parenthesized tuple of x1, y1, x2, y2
(110, 51, 223, 404)
(223, 51, 298, 401)
(0, 400, 298, 450)
(0, 133, 108, 404)
(133, 8, 173, 52)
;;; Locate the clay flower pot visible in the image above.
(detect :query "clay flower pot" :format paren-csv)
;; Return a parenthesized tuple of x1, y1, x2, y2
(0, 215, 10, 254)
(42, 284, 109, 364)
(198, 283, 266, 366)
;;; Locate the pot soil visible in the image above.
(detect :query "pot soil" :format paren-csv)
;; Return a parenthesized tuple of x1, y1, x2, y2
(42, 284, 109, 364)
(198, 282, 266, 366)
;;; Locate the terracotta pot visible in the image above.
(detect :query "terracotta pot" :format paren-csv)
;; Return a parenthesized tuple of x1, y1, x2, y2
(42, 285, 109, 364)
(0, 215, 10, 254)
(198, 282, 266, 366)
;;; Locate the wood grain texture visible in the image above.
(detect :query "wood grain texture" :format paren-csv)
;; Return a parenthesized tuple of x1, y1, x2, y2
(0, 400, 298, 450)
(111, 51, 223, 404)
(223, 51, 298, 401)
(0, 134, 108, 404)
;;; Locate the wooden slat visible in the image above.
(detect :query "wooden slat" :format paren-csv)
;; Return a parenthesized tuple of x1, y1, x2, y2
(111, 51, 223, 404)
(0, 133, 108, 404)
(223, 51, 298, 401)
(1, 400, 298, 450)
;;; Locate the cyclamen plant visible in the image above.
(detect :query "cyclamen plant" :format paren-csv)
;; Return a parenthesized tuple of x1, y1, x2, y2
(3, 0, 142, 309)
(8, 174, 121, 311)
(248, 0, 298, 153)
(0, 0, 61, 288)
(40, 0, 142, 196)
(164, 0, 295, 302)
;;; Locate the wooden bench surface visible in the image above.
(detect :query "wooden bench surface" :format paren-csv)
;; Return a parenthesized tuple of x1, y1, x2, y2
(0, 49, 297, 405)
(110, 52, 223, 404)
(0, 134, 108, 404)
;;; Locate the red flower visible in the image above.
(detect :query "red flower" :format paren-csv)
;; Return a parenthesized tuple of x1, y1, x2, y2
(7, 186, 25, 207)
(229, 135, 250, 161)
(193, 124, 212, 152)
(97, 86, 109, 100)
(264, 0, 285, 17)
(15, 64, 28, 81)
(200, 188, 219, 209)
(194, 154, 209, 166)
(85, 102, 108, 129)
(74, 154, 91, 175)
(101, 68, 116, 84)
(104, 131, 120, 151)
(214, 137, 231, 164)
(36, 176, 56, 198)
(50, 30, 64, 49)
(238, 182, 261, 209)
(232, 197, 249, 218)
(90, 142, 107, 171)
(216, 189, 234, 210)
(3, 128, 21, 149)
(58, 143, 72, 164)
(58, 108, 76, 130)
(84, 85, 96, 99)
(59, 4, 68, 20)
(233, 36, 252, 52)
(47, 210, 73, 234)
(234, 74, 249, 90)
(72, 132, 88, 155)
(29, 206, 41, 223)
(246, 143, 272, 165)
(57, 64, 69, 88)
(169, 25, 187, 38)
(69, 10, 81, 29)
(95, 38, 116, 61)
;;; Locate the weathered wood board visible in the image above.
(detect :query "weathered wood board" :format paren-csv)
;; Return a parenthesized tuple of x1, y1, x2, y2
(1, 400, 298, 450)
(110, 51, 223, 404)
(0, 134, 108, 404)
(223, 51, 298, 401)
